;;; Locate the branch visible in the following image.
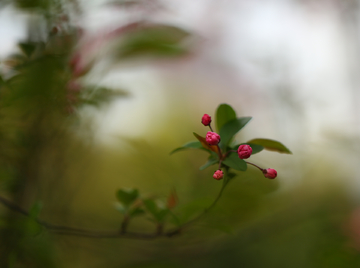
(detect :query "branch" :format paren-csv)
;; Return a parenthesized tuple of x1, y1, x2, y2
(0, 171, 231, 239)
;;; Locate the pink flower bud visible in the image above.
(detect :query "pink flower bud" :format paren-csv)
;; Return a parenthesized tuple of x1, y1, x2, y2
(201, 114, 212, 126)
(263, 168, 277, 179)
(206, 131, 221, 145)
(237, 144, 252, 159)
(213, 170, 224, 180)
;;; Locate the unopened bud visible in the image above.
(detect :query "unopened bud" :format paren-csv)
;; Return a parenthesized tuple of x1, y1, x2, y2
(237, 144, 252, 159)
(263, 168, 277, 179)
(206, 131, 221, 145)
(201, 114, 212, 126)
(213, 170, 224, 180)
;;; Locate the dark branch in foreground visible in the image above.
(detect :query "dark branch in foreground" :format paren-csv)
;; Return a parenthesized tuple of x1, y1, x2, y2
(0, 174, 230, 239)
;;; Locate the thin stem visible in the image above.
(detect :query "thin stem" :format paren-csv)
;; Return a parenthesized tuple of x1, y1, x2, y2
(120, 214, 129, 234)
(175, 168, 230, 230)
(0, 176, 229, 240)
(245, 161, 264, 172)
(208, 124, 214, 132)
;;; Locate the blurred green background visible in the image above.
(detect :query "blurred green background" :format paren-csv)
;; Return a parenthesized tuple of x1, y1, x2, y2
(1, 0, 360, 267)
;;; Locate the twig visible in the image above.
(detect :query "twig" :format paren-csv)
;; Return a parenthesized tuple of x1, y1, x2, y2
(0, 177, 228, 239)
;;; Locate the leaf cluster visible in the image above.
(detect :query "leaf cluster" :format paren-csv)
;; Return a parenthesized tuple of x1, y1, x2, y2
(171, 103, 292, 172)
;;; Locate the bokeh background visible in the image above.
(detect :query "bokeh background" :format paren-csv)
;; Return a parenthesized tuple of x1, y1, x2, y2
(1, 0, 360, 267)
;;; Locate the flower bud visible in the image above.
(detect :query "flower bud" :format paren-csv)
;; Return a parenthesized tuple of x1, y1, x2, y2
(201, 114, 212, 126)
(263, 168, 277, 179)
(237, 144, 252, 159)
(206, 131, 221, 145)
(213, 170, 224, 180)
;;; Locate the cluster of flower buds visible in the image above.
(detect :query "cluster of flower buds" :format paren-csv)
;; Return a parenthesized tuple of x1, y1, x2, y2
(201, 114, 277, 180)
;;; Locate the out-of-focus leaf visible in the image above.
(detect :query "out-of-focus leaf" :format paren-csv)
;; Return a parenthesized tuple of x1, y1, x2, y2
(227, 172, 237, 180)
(170, 141, 206, 155)
(246, 138, 292, 154)
(222, 153, 247, 171)
(114, 203, 127, 214)
(116, 189, 139, 207)
(193, 132, 220, 154)
(118, 24, 191, 59)
(219, 117, 252, 147)
(130, 207, 145, 217)
(143, 199, 158, 216)
(199, 158, 218, 171)
(18, 42, 36, 58)
(81, 87, 128, 107)
(216, 103, 236, 132)
(15, 0, 50, 9)
(233, 143, 264, 155)
(143, 199, 169, 222)
(167, 189, 178, 209)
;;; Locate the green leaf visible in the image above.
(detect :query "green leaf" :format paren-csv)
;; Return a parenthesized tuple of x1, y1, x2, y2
(233, 143, 264, 155)
(216, 103, 236, 132)
(143, 199, 169, 222)
(227, 172, 237, 180)
(114, 203, 127, 214)
(118, 24, 191, 59)
(116, 189, 139, 207)
(18, 42, 36, 58)
(199, 158, 218, 171)
(143, 199, 158, 216)
(246, 138, 292, 154)
(219, 117, 252, 147)
(222, 153, 247, 171)
(130, 207, 145, 217)
(81, 86, 128, 107)
(170, 141, 204, 155)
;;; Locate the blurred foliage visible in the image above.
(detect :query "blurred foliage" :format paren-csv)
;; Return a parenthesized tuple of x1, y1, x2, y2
(117, 24, 191, 59)
(0, 0, 360, 267)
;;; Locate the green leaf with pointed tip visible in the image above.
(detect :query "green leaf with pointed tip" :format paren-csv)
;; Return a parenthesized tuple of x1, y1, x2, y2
(199, 158, 218, 171)
(246, 138, 292, 154)
(216, 103, 237, 132)
(219, 117, 252, 147)
(170, 141, 205, 155)
(233, 143, 264, 155)
(222, 153, 247, 171)
(116, 189, 139, 207)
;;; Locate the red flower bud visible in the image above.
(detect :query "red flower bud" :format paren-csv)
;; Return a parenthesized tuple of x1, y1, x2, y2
(237, 144, 252, 159)
(206, 131, 221, 145)
(213, 170, 224, 180)
(201, 114, 212, 126)
(263, 168, 277, 179)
